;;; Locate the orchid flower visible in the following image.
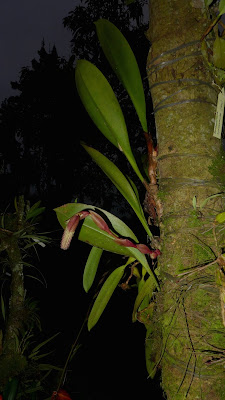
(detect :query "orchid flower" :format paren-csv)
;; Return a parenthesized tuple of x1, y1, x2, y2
(60, 210, 160, 258)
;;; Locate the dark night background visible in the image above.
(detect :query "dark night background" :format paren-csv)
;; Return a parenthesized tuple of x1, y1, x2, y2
(1, 1, 163, 398)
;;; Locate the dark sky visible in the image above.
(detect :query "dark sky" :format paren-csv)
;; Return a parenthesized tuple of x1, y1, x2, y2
(0, 0, 79, 103)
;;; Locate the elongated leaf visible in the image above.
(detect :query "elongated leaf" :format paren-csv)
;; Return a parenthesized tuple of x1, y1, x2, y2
(200, 193, 222, 210)
(213, 37, 225, 69)
(55, 203, 159, 287)
(132, 275, 156, 322)
(29, 332, 60, 356)
(81, 144, 152, 236)
(88, 264, 126, 330)
(75, 59, 145, 183)
(95, 19, 147, 132)
(83, 246, 103, 292)
(38, 363, 62, 371)
(127, 176, 152, 237)
(3, 378, 19, 400)
(219, 0, 225, 15)
(31, 351, 53, 361)
(26, 206, 45, 220)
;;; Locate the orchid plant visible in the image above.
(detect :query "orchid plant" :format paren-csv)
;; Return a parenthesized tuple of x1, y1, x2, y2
(55, 19, 161, 332)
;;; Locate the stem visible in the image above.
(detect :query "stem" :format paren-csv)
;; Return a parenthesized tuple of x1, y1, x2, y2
(56, 315, 88, 392)
(200, 14, 221, 41)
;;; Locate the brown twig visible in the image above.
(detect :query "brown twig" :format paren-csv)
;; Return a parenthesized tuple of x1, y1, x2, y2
(143, 131, 163, 224)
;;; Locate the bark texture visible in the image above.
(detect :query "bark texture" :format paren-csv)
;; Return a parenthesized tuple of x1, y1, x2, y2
(0, 197, 27, 388)
(147, 1, 225, 398)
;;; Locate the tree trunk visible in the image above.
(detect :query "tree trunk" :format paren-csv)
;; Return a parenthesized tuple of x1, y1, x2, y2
(147, 1, 225, 398)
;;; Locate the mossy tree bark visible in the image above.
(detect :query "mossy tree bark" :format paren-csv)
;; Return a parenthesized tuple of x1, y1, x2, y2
(147, 1, 225, 399)
(0, 197, 27, 388)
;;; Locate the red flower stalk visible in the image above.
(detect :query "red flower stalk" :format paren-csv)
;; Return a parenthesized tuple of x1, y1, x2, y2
(115, 239, 161, 259)
(114, 237, 137, 248)
(60, 210, 161, 259)
(61, 210, 116, 250)
(89, 210, 114, 236)
(51, 389, 72, 400)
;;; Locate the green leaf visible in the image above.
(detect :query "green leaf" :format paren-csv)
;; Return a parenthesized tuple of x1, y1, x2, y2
(213, 36, 225, 69)
(38, 363, 62, 371)
(3, 378, 19, 400)
(192, 195, 197, 211)
(204, 0, 214, 6)
(75, 59, 145, 183)
(132, 275, 156, 322)
(83, 246, 103, 292)
(215, 211, 225, 224)
(81, 144, 152, 237)
(219, 0, 225, 15)
(26, 202, 45, 220)
(55, 202, 137, 255)
(55, 203, 159, 287)
(88, 264, 126, 330)
(29, 332, 60, 357)
(200, 193, 222, 210)
(95, 19, 147, 132)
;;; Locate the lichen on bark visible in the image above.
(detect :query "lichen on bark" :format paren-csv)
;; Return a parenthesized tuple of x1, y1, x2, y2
(146, 0, 225, 398)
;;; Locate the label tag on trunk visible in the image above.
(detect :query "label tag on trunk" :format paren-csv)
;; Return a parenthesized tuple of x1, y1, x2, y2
(213, 87, 225, 139)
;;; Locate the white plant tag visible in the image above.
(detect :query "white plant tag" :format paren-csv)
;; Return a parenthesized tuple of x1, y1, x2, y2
(213, 87, 225, 139)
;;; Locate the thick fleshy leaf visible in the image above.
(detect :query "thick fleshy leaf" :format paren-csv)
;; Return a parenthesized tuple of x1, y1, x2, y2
(88, 264, 126, 330)
(132, 275, 156, 322)
(81, 144, 152, 237)
(213, 36, 225, 69)
(54, 203, 158, 285)
(75, 59, 145, 183)
(83, 246, 103, 292)
(95, 19, 147, 132)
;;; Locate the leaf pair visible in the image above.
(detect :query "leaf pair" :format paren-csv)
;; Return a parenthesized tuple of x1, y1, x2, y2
(75, 19, 147, 183)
